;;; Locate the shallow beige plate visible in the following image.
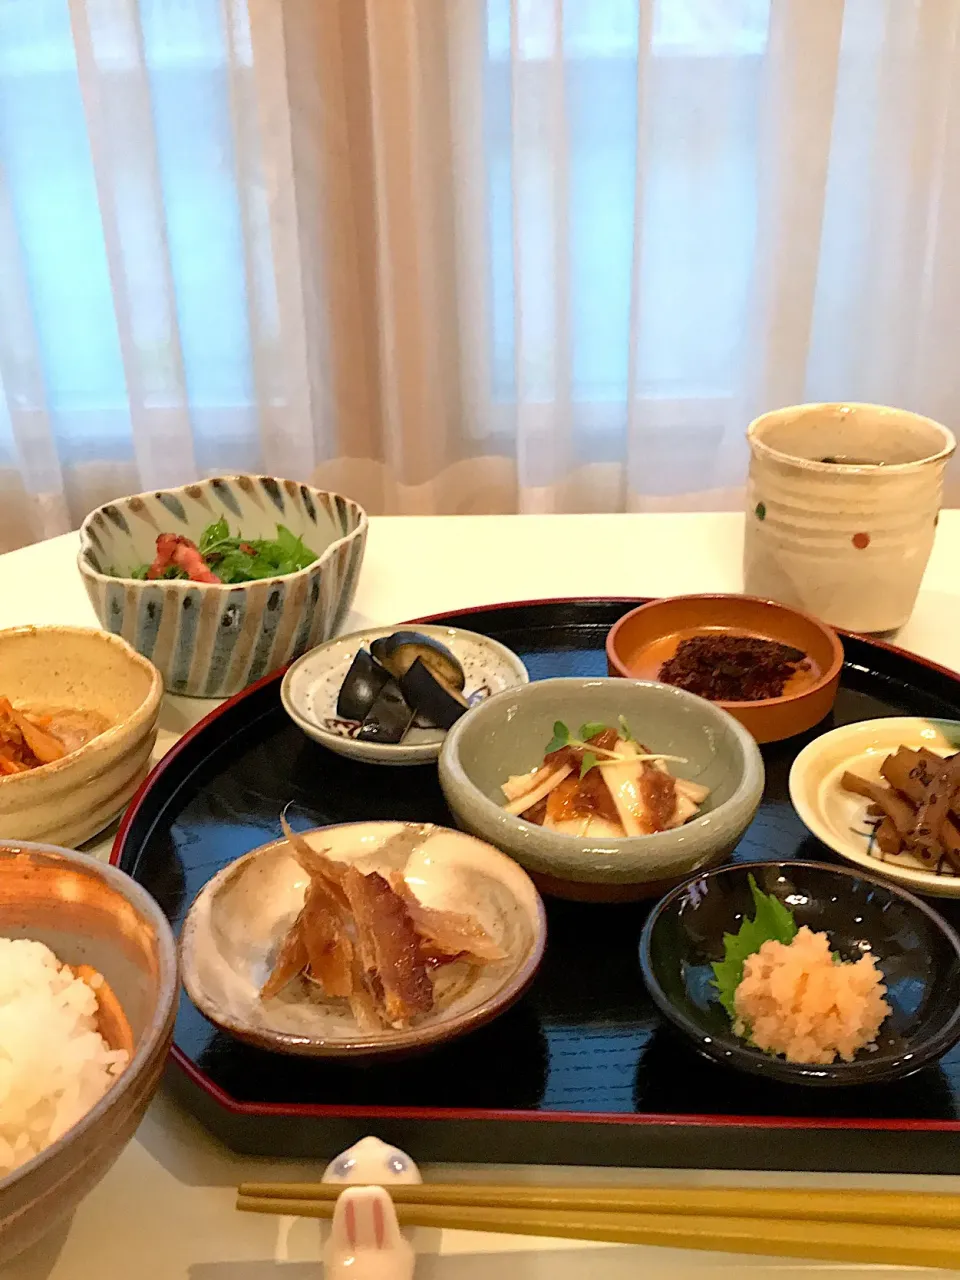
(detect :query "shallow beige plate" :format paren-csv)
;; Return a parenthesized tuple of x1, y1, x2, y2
(179, 821, 546, 1056)
(789, 717, 960, 898)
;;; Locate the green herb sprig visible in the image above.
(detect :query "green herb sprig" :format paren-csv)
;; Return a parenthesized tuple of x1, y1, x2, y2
(124, 517, 318, 584)
(710, 874, 798, 1020)
(544, 718, 687, 779)
(199, 516, 316, 581)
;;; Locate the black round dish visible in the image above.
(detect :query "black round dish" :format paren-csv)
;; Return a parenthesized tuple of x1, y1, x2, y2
(639, 860, 960, 1087)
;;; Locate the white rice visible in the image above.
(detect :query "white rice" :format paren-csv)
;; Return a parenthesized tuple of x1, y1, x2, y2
(0, 938, 129, 1174)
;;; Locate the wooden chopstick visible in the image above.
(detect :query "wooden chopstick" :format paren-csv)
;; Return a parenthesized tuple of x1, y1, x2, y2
(235, 1196, 960, 1268)
(237, 1180, 960, 1229)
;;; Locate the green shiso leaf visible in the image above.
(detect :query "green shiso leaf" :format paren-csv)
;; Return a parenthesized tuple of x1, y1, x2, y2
(710, 874, 798, 1020)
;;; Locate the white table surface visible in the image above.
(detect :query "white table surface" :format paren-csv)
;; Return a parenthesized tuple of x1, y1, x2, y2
(7, 511, 960, 1280)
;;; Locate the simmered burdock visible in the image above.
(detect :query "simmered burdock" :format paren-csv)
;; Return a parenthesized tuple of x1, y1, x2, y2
(842, 745, 960, 875)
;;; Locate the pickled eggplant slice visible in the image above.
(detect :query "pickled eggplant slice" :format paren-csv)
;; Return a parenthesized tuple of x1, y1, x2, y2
(400, 657, 469, 730)
(369, 631, 465, 693)
(337, 649, 391, 720)
(356, 678, 416, 743)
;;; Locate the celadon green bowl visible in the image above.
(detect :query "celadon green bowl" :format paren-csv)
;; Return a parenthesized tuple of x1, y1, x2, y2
(438, 677, 765, 902)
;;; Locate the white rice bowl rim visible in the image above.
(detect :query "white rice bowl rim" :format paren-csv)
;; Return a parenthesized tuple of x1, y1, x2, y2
(0, 842, 178, 1191)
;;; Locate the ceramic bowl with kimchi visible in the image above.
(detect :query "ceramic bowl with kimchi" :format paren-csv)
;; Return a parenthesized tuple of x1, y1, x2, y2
(438, 677, 765, 902)
(0, 627, 162, 848)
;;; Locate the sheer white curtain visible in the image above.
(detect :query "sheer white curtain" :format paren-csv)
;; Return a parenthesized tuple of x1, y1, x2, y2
(477, 0, 960, 511)
(1, 0, 959, 551)
(0, 0, 313, 550)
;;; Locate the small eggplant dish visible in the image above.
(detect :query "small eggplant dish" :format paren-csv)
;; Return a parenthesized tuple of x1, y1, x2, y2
(340, 632, 469, 741)
(281, 625, 529, 766)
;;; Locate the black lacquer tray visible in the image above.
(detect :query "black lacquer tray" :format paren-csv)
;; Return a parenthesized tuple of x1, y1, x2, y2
(113, 599, 960, 1172)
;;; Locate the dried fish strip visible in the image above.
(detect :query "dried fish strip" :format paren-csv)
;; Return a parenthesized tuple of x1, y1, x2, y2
(261, 820, 500, 1028)
(260, 911, 309, 1000)
(343, 867, 433, 1027)
(389, 873, 505, 963)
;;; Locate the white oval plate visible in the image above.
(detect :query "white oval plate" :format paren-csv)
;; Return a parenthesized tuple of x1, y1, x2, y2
(179, 821, 546, 1056)
(789, 716, 960, 898)
(281, 625, 528, 765)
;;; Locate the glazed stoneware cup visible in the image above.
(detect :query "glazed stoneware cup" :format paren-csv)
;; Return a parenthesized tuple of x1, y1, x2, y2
(744, 403, 955, 633)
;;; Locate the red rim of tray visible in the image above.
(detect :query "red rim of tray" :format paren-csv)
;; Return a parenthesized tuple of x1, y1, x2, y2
(111, 595, 960, 1135)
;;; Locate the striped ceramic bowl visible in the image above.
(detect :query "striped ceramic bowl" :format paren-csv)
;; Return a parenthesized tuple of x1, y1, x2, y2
(78, 477, 367, 698)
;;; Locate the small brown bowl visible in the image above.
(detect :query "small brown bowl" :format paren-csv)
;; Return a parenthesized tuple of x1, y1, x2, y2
(605, 594, 843, 744)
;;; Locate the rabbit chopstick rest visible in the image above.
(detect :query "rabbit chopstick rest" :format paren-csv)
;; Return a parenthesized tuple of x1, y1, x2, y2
(326, 1186, 414, 1280)
(323, 1136, 422, 1186)
(322, 1137, 419, 1280)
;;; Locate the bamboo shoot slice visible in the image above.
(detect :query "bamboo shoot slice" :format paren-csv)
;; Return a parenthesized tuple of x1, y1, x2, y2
(599, 739, 645, 837)
(503, 765, 573, 816)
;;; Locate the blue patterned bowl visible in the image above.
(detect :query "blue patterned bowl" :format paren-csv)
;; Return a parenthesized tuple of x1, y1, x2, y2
(77, 477, 367, 698)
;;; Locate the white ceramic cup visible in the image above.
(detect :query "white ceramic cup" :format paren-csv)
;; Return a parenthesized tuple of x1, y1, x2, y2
(743, 403, 955, 633)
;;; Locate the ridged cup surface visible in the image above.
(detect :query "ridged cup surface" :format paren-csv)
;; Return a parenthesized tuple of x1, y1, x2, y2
(744, 403, 955, 632)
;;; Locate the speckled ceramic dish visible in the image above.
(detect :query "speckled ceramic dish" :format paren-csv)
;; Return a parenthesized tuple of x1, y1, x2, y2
(78, 476, 367, 698)
(605, 594, 843, 744)
(438, 677, 764, 902)
(0, 627, 162, 848)
(790, 717, 960, 899)
(0, 842, 178, 1265)
(640, 860, 960, 1087)
(281, 626, 529, 766)
(179, 822, 546, 1057)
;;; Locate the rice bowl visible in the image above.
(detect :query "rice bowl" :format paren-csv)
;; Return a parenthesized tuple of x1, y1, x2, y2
(0, 843, 177, 1265)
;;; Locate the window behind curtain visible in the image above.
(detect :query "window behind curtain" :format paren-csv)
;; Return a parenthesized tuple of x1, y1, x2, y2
(0, 0, 263, 480)
(1, 0, 774, 509)
(484, 0, 771, 440)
